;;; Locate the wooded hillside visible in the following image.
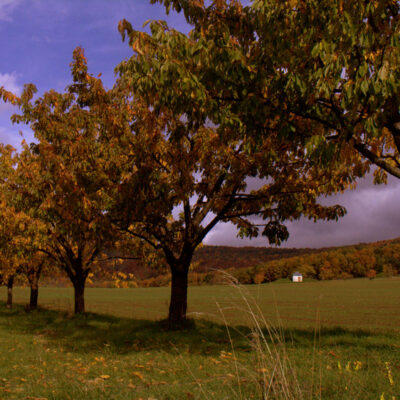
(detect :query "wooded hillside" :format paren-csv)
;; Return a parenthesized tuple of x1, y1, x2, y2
(48, 237, 400, 288)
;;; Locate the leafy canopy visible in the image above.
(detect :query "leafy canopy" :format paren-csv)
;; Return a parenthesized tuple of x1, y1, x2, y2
(122, 0, 399, 182)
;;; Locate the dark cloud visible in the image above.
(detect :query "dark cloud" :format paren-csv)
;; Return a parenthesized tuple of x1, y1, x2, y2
(204, 174, 400, 248)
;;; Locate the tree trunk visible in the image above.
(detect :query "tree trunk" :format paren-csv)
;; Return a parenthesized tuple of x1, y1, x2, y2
(64, 257, 88, 315)
(73, 278, 86, 314)
(27, 265, 42, 311)
(6, 276, 14, 309)
(29, 285, 39, 310)
(168, 268, 189, 327)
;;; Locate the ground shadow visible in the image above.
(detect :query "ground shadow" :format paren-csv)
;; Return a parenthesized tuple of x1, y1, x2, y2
(0, 303, 245, 356)
(0, 303, 397, 356)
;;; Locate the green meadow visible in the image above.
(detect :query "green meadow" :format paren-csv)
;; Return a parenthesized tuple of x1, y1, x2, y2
(0, 278, 399, 399)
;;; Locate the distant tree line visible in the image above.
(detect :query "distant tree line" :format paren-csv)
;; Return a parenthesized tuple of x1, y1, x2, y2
(84, 239, 400, 287)
(231, 240, 400, 284)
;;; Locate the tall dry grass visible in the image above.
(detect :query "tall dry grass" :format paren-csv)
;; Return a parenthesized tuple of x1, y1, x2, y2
(189, 271, 305, 399)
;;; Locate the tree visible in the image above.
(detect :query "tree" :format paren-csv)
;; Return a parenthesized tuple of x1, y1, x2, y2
(109, 4, 372, 326)
(0, 144, 24, 309)
(123, 0, 399, 183)
(0, 48, 123, 313)
(0, 144, 61, 310)
(93, 73, 368, 326)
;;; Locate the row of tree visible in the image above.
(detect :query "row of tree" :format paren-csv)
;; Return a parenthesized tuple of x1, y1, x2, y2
(0, 0, 399, 326)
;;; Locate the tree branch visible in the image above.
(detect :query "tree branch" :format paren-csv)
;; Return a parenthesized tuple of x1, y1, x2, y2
(353, 140, 400, 179)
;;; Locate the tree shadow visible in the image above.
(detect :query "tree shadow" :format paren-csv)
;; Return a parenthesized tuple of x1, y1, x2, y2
(0, 304, 248, 356)
(0, 303, 397, 356)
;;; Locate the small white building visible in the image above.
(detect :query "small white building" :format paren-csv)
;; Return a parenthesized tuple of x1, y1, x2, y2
(292, 271, 303, 282)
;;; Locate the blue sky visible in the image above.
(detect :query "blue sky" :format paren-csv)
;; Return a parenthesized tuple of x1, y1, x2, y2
(1, 0, 399, 248)
(0, 0, 189, 144)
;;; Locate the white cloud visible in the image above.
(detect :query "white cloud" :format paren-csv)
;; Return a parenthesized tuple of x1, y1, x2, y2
(0, 72, 21, 94)
(0, 0, 21, 21)
(0, 72, 21, 117)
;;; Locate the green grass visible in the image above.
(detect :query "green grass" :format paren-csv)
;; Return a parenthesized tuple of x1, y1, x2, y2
(5, 276, 400, 330)
(0, 278, 399, 399)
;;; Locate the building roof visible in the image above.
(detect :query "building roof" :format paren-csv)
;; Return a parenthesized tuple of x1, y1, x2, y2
(292, 271, 302, 276)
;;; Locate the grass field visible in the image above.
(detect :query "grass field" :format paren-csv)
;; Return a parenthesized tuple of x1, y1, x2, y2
(0, 278, 399, 399)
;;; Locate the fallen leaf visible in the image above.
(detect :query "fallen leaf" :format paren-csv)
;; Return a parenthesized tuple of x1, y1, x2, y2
(132, 371, 145, 381)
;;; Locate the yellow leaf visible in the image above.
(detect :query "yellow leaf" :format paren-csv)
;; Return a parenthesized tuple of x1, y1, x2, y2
(258, 368, 268, 373)
(132, 371, 145, 381)
(100, 375, 110, 379)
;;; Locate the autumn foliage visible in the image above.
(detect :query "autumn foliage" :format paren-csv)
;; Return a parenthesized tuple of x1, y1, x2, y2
(95, 238, 400, 287)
